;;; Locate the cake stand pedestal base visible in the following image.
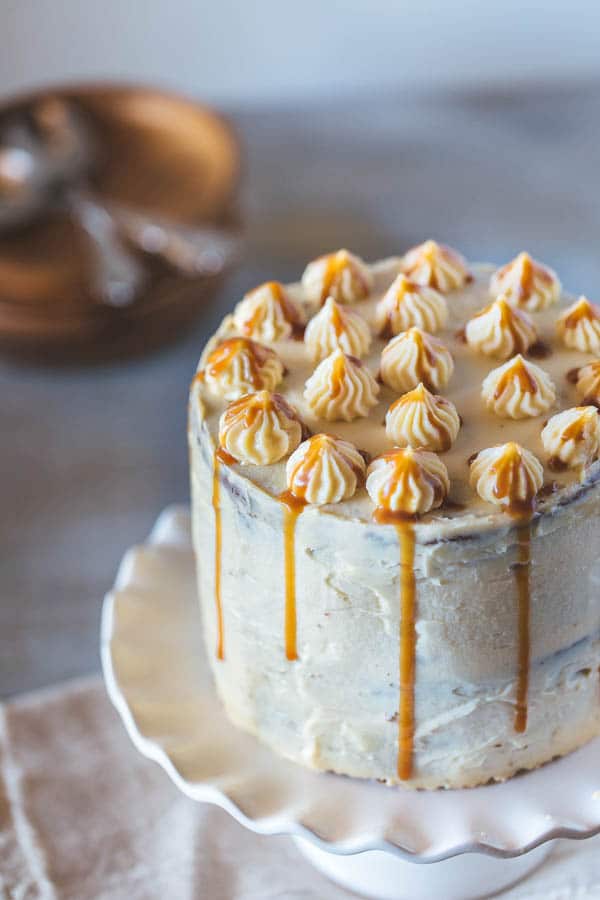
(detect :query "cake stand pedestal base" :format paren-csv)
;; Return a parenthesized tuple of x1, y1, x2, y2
(293, 837, 553, 900)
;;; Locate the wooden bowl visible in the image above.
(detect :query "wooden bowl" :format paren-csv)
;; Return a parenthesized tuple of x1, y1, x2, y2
(0, 82, 241, 361)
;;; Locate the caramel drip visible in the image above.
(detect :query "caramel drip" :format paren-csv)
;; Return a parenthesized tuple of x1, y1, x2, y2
(493, 357, 537, 401)
(279, 490, 307, 660)
(205, 338, 267, 389)
(241, 281, 302, 335)
(474, 298, 533, 353)
(491, 444, 539, 511)
(329, 299, 345, 336)
(375, 450, 446, 509)
(396, 520, 417, 780)
(212, 451, 225, 660)
(374, 509, 417, 780)
(514, 519, 532, 733)
(563, 298, 598, 329)
(517, 253, 534, 301)
(318, 252, 368, 305)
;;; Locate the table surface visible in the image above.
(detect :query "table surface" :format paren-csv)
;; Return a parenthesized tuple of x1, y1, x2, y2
(2, 82, 600, 697)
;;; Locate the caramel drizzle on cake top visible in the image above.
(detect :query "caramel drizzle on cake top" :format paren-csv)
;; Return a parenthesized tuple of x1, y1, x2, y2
(197, 245, 600, 782)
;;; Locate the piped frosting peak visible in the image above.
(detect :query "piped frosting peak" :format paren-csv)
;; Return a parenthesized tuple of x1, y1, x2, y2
(469, 443, 544, 512)
(218, 391, 304, 465)
(202, 338, 284, 400)
(304, 296, 371, 361)
(541, 406, 600, 472)
(301, 249, 373, 307)
(481, 354, 556, 419)
(375, 274, 448, 337)
(385, 383, 460, 452)
(366, 448, 450, 517)
(465, 295, 537, 359)
(286, 434, 366, 505)
(490, 252, 560, 312)
(557, 296, 600, 353)
(380, 327, 454, 393)
(304, 349, 380, 421)
(232, 281, 302, 342)
(399, 240, 470, 292)
(576, 361, 600, 407)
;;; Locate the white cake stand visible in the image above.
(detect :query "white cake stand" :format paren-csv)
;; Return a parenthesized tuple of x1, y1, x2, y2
(101, 506, 600, 900)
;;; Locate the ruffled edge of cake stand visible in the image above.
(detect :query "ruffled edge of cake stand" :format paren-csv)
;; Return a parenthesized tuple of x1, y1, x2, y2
(100, 505, 600, 863)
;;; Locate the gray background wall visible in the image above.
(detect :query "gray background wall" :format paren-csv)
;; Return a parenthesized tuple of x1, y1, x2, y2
(2, 0, 600, 104)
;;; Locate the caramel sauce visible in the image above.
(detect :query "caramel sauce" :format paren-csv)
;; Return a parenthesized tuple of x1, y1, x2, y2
(514, 518, 532, 733)
(516, 252, 534, 302)
(388, 385, 453, 451)
(566, 366, 581, 385)
(279, 490, 307, 661)
(374, 507, 417, 780)
(216, 447, 236, 465)
(563, 298, 598, 330)
(454, 327, 467, 343)
(220, 391, 301, 434)
(375, 449, 446, 510)
(318, 251, 369, 305)
(241, 281, 303, 337)
(493, 356, 537, 401)
(205, 337, 270, 390)
(212, 450, 225, 660)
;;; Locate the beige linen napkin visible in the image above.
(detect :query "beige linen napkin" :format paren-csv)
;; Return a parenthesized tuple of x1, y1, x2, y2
(1, 678, 599, 900)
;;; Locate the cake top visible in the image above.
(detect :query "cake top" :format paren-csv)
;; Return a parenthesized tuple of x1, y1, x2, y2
(191, 242, 600, 536)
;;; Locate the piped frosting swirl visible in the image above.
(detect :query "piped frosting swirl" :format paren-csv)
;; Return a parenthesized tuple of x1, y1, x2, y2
(399, 240, 470, 292)
(203, 338, 285, 400)
(385, 383, 460, 452)
(490, 252, 560, 311)
(304, 349, 380, 421)
(380, 327, 454, 393)
(557, 296, 600, 353)
(469, 442, 544, 512)
(304, 296, 371, 361)
(286, 434, 366, 505)
(541, 407, 600, 471)
(576, 361, 600, 407)
(366, 448, 450, 516)
(481, 354, 556, 419)
(302, 249, 373, 307)
(232, 281, 303, 342)
(375, 274, 448, 337)
(465, 295, 538, 360)
(218, 391, 304, 465)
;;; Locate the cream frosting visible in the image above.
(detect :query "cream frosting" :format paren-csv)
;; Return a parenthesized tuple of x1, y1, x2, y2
(481, 354, 556, 419)
(490, 252, 560, 312)
(301, 249, 373, 307)
(576, 361, 600, 407)
(286, 433, 366, 505)
(202, 338, 285, 400)
(232, 281, 303, 342)
(366, 447, 450, 515)
(465, 295, 537, 360)
(385, 383, 460, 452)
(375, 274, 448, 337)
(304, 296, 371, 361)
(380, 327, 454, 394)
(399, 240, 470, 292)
(541, 407, 600, 471)
(469, 442, 544, 511)
(218, 391, 304, 465)
(557, 297, 600, 353)
(303, 349, 379, 421)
